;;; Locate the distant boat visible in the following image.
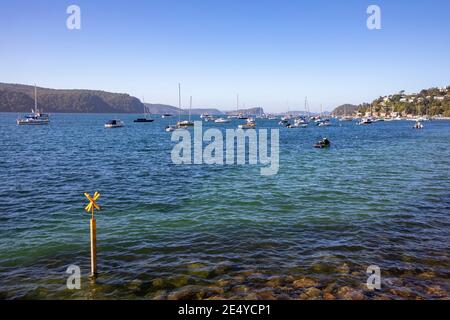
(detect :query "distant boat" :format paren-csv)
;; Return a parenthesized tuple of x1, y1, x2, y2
(314, 138, 331, 149)
(134, 100, 154, 123)
(238, 117, 256, 129)
(165, 125, 178, 132)
(204, 115, 216, 122)
(358, 118, 373, 125)
(162, 114, 173, 118)
(17, 85, 50, 125)
(215, 117, 230, 123)
(413, 121, 424, 129)
(339, 116, 353, 121)
(318, 120, 332, 127)
(177, 95, 194, 127)
(167, 83, 186, 131)
(105, 119, 124, 128)
(134, 118, 154, 123)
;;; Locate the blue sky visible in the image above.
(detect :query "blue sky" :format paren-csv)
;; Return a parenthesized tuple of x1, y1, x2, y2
(1, 0, 449, 112)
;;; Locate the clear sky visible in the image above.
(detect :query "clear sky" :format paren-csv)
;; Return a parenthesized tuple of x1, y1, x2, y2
(1, 0, 449, 112)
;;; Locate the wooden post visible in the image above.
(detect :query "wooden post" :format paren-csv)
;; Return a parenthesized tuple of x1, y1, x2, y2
(84, 192, 101, 278)
(90, 216, 97, 277)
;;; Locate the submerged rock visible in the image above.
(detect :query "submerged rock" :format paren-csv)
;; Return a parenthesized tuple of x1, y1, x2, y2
(322, 283, 337, 294)
(232, 285, 250, 295)
(266, 276, 282, 287)
(426, 285, 447, 297)
(323, 292, 336, 300)
(298, 287, 322, 300)
(337, 263, 350, 274)
(152, 278, 165, 288)
(207, 295, 226, 300)
(418, 271, 436, 279)
(150, 290, 167, 300)
(216, 278, 231, 287)
(243, 293, 259, 300)
(187, 263, 206, 270)
(169, 275, 190, 288)
(167, 285, 205, 300)
(336, 286, 365, 300)
(293, 277, 318, 288)
(257, 290, 277, 300)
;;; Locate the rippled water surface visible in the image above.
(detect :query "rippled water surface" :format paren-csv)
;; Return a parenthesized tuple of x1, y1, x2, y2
(0, 113, 449, 300)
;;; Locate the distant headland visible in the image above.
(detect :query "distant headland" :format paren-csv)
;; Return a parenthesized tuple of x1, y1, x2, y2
(0, 83, 262, 115)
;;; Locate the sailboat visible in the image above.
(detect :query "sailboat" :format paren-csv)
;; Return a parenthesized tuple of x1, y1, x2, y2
(165, 83, 182, 132)
(413, 104, 424, 129)
(177, 95, 194, 127)
(17, 84, 50, 125)
(134, 97, 154, 122)
(339, 105, 353, 121)
(236, 95, 249, 120)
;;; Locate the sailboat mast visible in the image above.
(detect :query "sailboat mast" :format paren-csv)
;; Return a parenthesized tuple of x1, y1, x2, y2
(236, 94, 239, 114)
(189, 96, 192, 122)
(178, 83, 181, 122)
(304, 97, 307, 117)
(34, 84, 37, 112)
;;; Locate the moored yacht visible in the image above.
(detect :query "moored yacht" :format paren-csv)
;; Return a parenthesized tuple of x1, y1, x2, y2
(177, 95, 194, 127)
(17, 85, 50, 125)
(134, 99, 154, 123)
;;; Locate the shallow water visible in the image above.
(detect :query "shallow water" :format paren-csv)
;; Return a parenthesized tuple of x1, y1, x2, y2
(0, 113, 449, 300)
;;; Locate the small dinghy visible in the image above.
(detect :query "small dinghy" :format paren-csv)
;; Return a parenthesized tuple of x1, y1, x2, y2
(314, 138, 331, 148)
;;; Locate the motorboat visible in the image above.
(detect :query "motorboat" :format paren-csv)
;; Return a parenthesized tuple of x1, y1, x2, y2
(203, 115, 216, 122)
(318, 120, 332, 127)
(214, 117, 230, 123)
(165, 125, 178, 132)
(314, 138, 331, 148)
(177, 120, 194, 127)
(105, 120, 124, 128)
(238, 118, 256, 129)
(358, 118, 373, 125)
